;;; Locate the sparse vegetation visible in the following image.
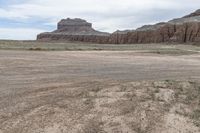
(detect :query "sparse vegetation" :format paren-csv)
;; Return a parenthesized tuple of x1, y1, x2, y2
(191, 109, 200, 127)
(145, 49, 198, 55)
(0, 40, 200, 54)
(29, 47, 42, 51)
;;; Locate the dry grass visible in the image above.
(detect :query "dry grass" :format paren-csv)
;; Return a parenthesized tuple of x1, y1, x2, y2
(0, 40, 200, 55)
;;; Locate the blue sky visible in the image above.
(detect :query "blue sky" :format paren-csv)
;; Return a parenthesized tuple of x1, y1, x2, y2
(0, 0, 199, 40)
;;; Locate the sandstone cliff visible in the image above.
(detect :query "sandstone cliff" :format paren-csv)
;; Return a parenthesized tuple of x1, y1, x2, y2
(37, 9, 200, 44)
(37, 18, 110, 43)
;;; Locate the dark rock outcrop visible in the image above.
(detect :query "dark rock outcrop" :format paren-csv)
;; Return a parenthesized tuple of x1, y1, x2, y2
(37, 9, 200, 44)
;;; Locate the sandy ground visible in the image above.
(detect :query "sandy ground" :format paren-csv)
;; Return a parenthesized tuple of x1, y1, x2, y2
(0, 50, 200, 133)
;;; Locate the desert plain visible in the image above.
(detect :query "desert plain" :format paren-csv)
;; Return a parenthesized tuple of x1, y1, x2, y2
(0, 41, 200, 133)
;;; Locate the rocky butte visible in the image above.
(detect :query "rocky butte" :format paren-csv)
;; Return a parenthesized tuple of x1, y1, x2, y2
(37, 18, 110, 43)
(37, 9, 200, 44)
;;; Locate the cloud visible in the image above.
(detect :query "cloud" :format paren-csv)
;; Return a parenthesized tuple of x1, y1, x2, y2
(0, 0, 199, 39)
(0, 28, 45, 40)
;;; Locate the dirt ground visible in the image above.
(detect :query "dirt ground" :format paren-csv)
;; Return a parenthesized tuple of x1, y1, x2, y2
(0, 50, 200, 133)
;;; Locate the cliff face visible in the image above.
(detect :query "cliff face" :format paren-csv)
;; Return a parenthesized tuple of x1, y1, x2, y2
(111, 22, 200, 44)
(56, 18, 93, 33)
(37, 9, 200, 44)
(183, 9, 200, 18)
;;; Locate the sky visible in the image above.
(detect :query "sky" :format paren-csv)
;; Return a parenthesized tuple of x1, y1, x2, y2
(0, 0, 199, 40)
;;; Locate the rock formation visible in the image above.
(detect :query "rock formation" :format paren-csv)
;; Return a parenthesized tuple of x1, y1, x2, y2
(37, 18, 110, 43)
(37, 9, 200, 44)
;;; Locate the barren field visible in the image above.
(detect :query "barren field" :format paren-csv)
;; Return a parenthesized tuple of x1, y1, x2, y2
(0, 43, 200, 133)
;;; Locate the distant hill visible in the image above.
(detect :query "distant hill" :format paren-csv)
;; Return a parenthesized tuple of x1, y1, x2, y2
(37, 9, 200, 44)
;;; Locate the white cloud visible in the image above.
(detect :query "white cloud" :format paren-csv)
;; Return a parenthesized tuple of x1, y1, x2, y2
(3, 0, 198, 18)
(0, 8, 28, 19)
(0, 0, 173, 19)
(0, 28, 45, 40)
